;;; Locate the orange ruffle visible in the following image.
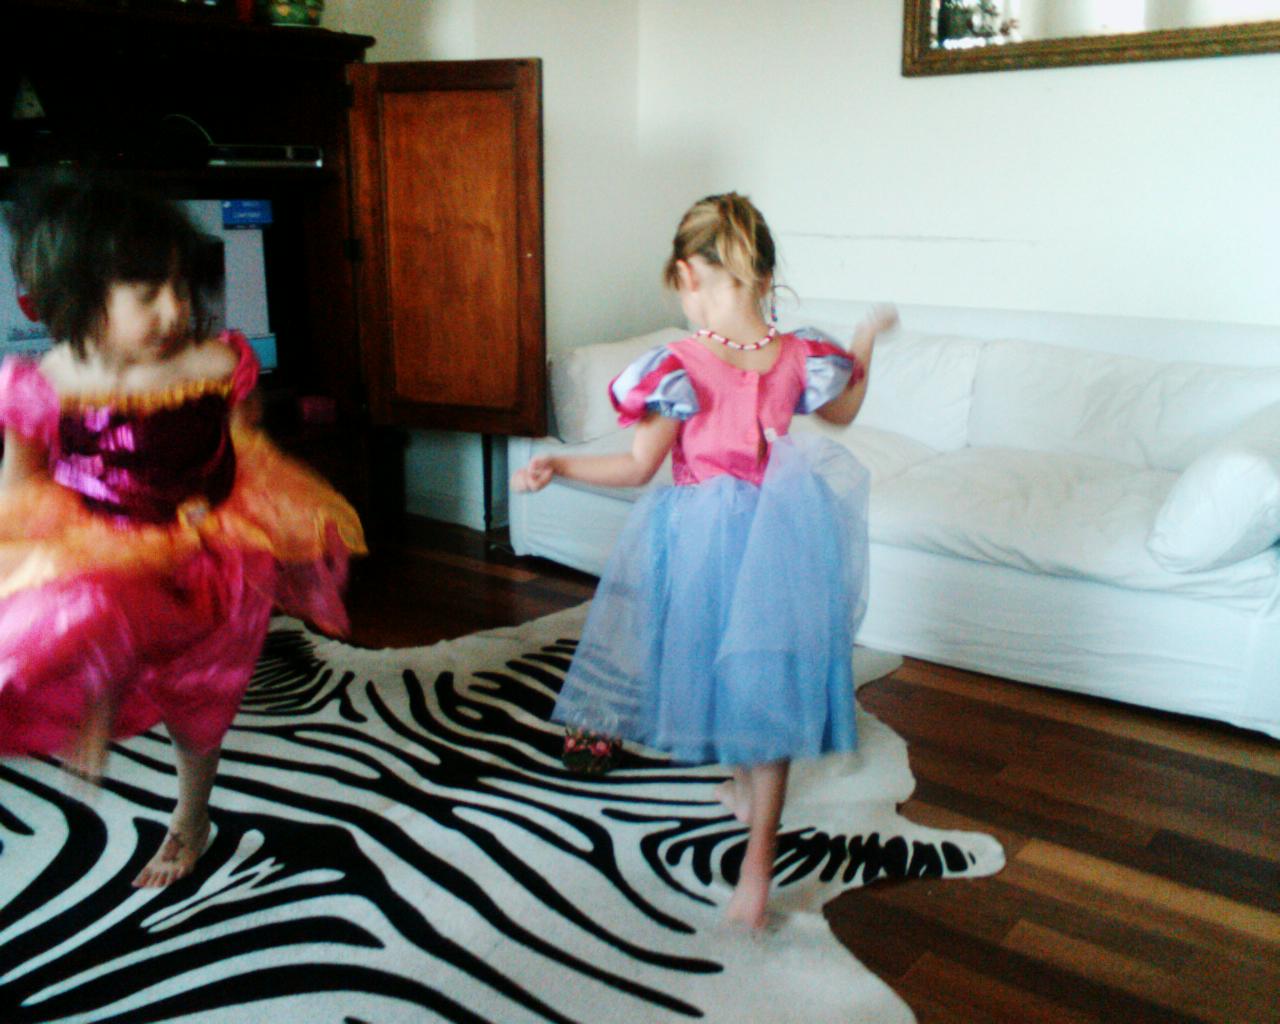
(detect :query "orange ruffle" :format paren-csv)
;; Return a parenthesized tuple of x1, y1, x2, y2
(0, 424, 366, 601)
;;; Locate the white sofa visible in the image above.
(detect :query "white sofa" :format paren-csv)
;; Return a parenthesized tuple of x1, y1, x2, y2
(509, 300, 1280, 740)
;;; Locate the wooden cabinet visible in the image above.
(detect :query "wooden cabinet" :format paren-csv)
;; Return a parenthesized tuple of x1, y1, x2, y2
(349, 60, 546, 437)
(1, 1, 546, 530)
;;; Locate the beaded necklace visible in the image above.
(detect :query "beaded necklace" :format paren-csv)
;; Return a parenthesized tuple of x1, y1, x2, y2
(696, 325, 778, 351)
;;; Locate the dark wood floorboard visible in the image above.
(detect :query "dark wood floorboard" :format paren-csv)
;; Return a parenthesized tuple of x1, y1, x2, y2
(347, 519, 1280, 1024)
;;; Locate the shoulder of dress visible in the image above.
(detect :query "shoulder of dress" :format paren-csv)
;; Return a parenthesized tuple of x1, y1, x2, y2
(610, 342, 698, 425)
(217, 330, 260, 403)
(619, 342, 688, 383)
(0, 352, 61, 444)
(791, 329, 851, 362)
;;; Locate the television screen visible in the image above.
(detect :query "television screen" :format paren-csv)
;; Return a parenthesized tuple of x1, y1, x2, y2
(0, 198, 278, 372)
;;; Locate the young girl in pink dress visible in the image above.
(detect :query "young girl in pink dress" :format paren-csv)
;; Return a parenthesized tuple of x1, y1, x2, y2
(513, 192, 896, 930)
(0, 176, 365, 887)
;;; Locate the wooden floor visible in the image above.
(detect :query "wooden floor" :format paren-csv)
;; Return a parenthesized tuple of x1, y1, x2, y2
(348, 519, 1280, 1024)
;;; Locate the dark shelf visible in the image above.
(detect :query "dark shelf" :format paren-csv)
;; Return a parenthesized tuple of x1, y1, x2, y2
(0, 165, 339, 190)
(5, 0, 375, 62)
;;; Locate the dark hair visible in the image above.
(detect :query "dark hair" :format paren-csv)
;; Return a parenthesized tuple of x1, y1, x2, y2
(5, 172, 214, 357)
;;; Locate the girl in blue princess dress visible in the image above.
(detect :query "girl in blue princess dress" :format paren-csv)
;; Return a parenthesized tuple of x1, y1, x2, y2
(513, 192, 896, 930)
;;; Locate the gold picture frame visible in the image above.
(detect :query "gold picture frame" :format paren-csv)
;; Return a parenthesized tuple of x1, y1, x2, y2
(903, 1, 1280, 75)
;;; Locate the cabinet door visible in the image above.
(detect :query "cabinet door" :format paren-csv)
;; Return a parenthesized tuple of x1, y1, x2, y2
(349, 59, 545, 436)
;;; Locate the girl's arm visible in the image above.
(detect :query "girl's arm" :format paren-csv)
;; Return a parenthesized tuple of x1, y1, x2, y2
(513, 412, 680, 493)
(814, 306, 898, 426)
(0, 428, 48, 492)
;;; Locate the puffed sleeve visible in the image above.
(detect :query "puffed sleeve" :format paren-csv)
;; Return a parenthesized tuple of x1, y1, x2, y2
(793, 327, 866, 414)
(0, 356, 59, 445)
(608, 345, 699, 427)
(222, 330, 261, 405)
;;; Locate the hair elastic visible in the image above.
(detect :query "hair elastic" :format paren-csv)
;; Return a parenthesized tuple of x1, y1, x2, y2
(16, 288, 39, 322)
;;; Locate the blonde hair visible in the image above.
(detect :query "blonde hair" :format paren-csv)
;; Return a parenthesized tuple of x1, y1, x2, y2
(663, 192, 776, 304)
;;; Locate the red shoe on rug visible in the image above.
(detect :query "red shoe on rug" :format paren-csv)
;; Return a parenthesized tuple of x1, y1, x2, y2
(561, 727, 622, 774)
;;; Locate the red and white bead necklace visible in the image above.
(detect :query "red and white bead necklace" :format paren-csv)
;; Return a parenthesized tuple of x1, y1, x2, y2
(696, 325, 778, 351)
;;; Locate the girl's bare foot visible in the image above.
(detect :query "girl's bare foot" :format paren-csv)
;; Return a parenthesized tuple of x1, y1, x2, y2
(725, 872, 770, 931)
(714, 779, 752, 824)
(133, 816, 211, 888)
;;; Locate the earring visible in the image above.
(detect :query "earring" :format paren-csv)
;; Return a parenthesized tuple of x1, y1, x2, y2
(768, 287, 778, 326)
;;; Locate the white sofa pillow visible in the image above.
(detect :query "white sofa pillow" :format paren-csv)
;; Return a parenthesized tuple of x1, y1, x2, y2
(778, 316, 984, 452)
(969, 340, 1280, 471)
(549, 327, 687, 443)
(853, 330, 983, 451)
(1147, 403, 1280, 572)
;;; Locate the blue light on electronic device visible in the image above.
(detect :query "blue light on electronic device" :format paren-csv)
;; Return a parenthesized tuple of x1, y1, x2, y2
(221, 199, 274, 229)
(250, 334, 279, 372)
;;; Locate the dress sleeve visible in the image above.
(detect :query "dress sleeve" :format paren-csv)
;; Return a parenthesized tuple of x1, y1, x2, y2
(0, 356, 59, 445)
(608, 345, 699, 427)
(222, 330, 261, 405)
(793, 327, 865, 414)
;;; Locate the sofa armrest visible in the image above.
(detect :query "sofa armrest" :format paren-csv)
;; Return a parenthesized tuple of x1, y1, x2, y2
(1148, 402, 1280, 572)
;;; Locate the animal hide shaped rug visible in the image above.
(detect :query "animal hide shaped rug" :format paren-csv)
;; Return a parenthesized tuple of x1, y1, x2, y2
(0, 604, 1004, 1023)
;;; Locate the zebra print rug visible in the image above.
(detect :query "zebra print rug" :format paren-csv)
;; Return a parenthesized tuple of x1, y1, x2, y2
(0, 604, 1004, 1024)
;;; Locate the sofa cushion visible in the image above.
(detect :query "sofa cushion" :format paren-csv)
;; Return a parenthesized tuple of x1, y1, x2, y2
(854, 330, 983, 452)
(550, 327, 687, 443)
(871, 448, 1280, 603)
(968, 340, 1280, 471)
(1148, 403, 1280, 572)
(792, 420, 936, 485)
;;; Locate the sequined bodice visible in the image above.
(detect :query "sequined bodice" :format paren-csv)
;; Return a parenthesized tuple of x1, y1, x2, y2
(53, 391, 236, 524)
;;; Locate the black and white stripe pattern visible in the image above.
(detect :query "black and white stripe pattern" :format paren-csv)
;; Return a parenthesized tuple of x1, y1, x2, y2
(1, 607, 1003, 1023)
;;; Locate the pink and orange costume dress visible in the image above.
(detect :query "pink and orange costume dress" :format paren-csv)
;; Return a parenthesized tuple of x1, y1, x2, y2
(0, 331, 365, 757)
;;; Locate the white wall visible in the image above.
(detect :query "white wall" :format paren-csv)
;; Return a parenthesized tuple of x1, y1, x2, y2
(636, 1, 1280, 327)
(329, 0, 1280, 527)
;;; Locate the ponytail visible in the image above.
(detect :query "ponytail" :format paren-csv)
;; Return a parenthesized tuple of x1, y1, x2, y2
(663, 192, 776, 305)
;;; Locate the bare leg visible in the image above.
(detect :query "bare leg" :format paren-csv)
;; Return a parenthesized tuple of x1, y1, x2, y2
(64, 690, 114, 783)
(725, 759, 789, 931)
(133, 740, 217, 888)
(714, 767, 753, 824)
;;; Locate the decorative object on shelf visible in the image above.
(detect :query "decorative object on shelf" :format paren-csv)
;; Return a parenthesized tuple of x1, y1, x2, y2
(259, 0, 323, 27)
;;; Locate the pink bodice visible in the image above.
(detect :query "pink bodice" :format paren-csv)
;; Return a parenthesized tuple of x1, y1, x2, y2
(667, 335, 809, 486)
(0, 332, 260, 523)
(610, 332, 860, 487)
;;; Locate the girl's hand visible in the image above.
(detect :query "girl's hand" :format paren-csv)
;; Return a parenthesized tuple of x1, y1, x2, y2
(511, 456, 556, 493)
(850, 304, 898, 367)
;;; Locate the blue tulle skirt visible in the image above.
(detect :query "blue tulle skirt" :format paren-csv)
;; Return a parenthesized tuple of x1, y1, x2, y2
(553, 435, 870, 766)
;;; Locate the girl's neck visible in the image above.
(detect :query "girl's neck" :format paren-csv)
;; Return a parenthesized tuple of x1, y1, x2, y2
(698, 311, 771, 347)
